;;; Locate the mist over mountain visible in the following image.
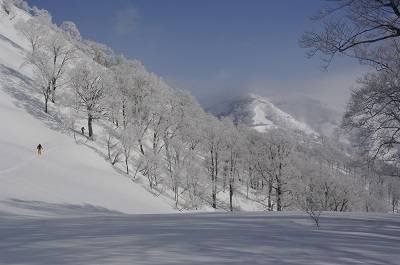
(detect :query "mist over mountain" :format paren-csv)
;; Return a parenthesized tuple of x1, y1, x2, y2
(207, 93, 343, 139)
(271, 95, 343, 139)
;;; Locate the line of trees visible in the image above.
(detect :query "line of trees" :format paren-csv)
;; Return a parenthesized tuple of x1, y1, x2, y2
(10, 0, 400, 213)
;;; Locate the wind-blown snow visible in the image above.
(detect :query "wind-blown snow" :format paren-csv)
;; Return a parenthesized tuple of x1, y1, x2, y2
(0, 2, 399, 264)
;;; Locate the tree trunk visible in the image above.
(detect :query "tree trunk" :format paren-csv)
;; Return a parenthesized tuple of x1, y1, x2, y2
(51, 77, 57, 103)
(125, 157, 129, 174)
(229, 181, 234, 212)
(44, 95, 48, 114)
(88, 113, 93, 139)
(153, 132, 158, 152)
(276, 162, 284, 211)
(51, 88, 56, 103)
(276, 178, 282, 211)
(107, 140, 111, 160)
(139, 140, 145, 155)
(212, 181, 217, 208)
(175, 186, 179, 207)
(44, 85, 51, 113)
(229, 155, 234, 212)
(211, 149, 217, 209)
(267, 176, 273, 211)
(122, 103, 126, 128)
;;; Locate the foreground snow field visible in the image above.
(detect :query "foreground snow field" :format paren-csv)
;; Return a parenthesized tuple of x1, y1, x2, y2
(1, 210, 399, 264)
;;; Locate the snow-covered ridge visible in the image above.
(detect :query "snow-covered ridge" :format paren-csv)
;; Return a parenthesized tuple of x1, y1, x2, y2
(207, 93, 317, 135)
(249, 94, 317, 134)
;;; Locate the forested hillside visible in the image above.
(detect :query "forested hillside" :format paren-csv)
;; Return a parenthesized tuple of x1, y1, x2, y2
(1, 0, 399, 214)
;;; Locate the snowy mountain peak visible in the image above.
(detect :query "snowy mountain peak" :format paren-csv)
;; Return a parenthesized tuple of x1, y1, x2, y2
(206, 93, 317, 135)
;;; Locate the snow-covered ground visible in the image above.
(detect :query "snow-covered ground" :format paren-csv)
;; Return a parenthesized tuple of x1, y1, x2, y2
(1, 2, 400, 264)
(1, 210, 399, 264)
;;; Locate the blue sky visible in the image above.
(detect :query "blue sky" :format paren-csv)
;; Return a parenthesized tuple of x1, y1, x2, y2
(27, 0, 367, 110)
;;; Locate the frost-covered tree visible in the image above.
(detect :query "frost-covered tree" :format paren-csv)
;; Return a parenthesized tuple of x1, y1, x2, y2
(112, 58, 154, 155)
(299, 0, 400, 174)
(171, 91, 207, 207)
(43, 32, 77, 103)
(358, 165, 389, 212)
(293, 151, 332, 226)
(342, 70, 400, 169)
(14, 8, 53, 51)
(9, 0, 29, 12)
(241, 129, 262, 200)
(1, 0, 14, 17)
(161, 90, 206, 206)
(220, 117, 245, 211)
(25, 28, 77, 112)
(100, 124, 122, 166)
(112, 56, 136, 128)
(69, 60, 113, 139)
(148, 75, 172, 155)
(83, 40, 116, 68)
(262, 128, 294, 211)
(27, 49, 54, 113)
(388, 177, 400, 213)
(202, 114, 225, 209)
(251, 134, 274, 210)
(119, 124, 136, 174)
(60, 21, 82, 43)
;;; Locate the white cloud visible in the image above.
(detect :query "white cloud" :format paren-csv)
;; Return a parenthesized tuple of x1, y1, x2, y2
(163, 68, 232, 100)
(242, 66, 368, 111)
(113, 6, 140, 36)
(163, 61, 369, 112)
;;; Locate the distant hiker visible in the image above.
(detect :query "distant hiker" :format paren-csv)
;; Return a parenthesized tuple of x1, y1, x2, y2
(37, 144, 43, 155)
(81, 127, 85, 135)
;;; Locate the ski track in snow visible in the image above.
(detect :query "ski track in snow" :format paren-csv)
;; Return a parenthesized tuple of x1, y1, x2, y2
(0, 139, 72, 177)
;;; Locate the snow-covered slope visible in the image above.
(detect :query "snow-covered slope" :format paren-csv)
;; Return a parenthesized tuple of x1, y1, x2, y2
(0, 2, 174, 216)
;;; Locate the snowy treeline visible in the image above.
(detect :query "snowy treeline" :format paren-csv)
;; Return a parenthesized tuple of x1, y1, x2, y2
(8, 0, 400, 213)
